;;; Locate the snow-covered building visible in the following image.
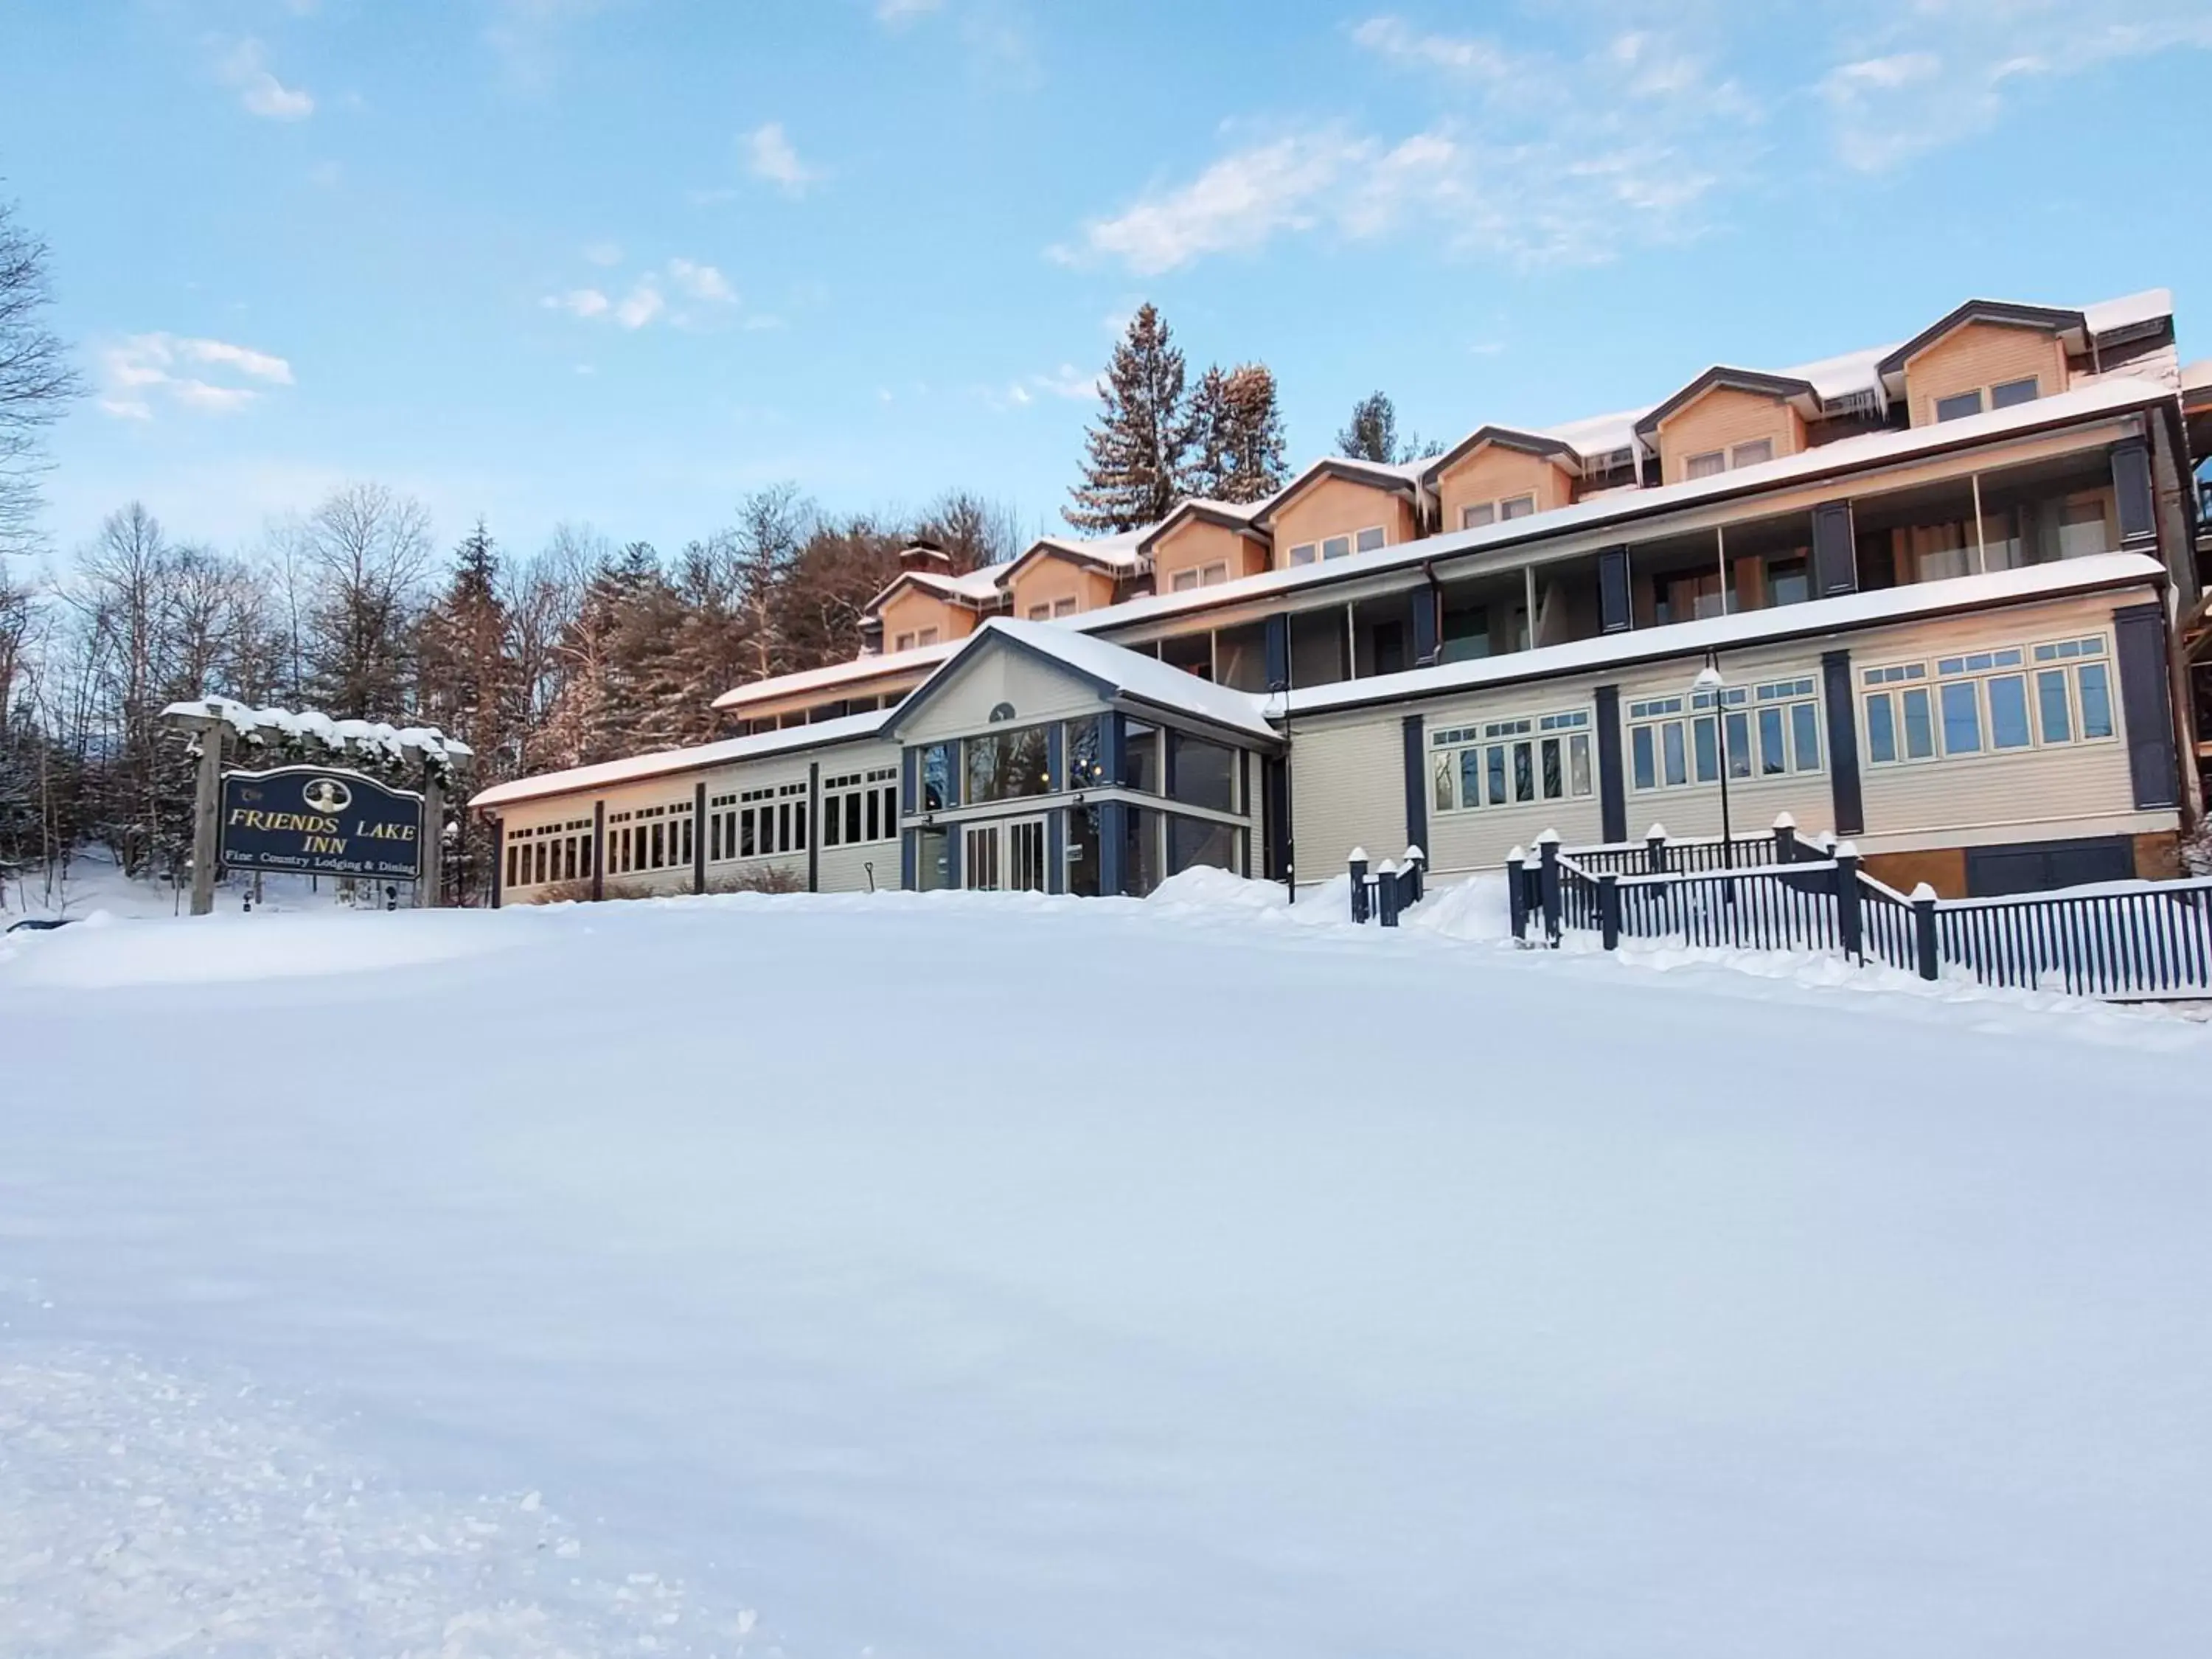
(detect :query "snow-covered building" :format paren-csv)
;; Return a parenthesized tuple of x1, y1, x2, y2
(473, 288, 2207, 904)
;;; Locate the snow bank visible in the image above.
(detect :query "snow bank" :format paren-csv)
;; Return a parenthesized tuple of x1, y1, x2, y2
(4, 891, 2209, 1656)
(0, 908, 527, 989)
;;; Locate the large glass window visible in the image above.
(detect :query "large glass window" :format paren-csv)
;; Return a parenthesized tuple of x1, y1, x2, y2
(1120, 720, 1159, 793)
(919, 742, 957, 812)
(1169, 733, 1237, 813)
(1627, 679, 1820, 793)
(915, 827, 950, 891)
(1065, 806, 1101, 897)
(1167, 815, 1235, 877)
(1121, 807, 1160, 897)
(1065, 716, 1106, 789)
(1431, 711, 1591, 812)
(1863, 637, 2116, 767)
(965, 724, 1051, 804)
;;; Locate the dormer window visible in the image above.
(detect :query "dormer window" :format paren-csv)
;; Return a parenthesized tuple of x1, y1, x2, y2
(1935, 390, 1983, 422)
(1686, 451, 1726, 480)
(1731, 438, 1773, 468)
(894, 631, 915, 651)
(1933, 377, 2040, 422)
(1460, 494, 1535, 530)
(1686, 440, 1772, 481)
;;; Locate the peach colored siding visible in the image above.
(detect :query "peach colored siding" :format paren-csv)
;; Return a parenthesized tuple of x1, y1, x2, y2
(1434, 445, 1572, 530)
(1150, 518, 1266, 591)
(877, 588, 975, 650)
(1656, 387, 1805, 485)
(1904, 321, 2069, 428)
(1006, 554, 1119, 621)
(1269, 476, 1419, 569)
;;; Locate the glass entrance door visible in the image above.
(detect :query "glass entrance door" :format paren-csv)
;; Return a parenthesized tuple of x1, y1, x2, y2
(963, 817, 1048, 893)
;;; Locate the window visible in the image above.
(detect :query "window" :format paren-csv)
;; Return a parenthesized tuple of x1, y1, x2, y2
(1200, 561, 1229, 585)
(1028, 602, 1054, 618)
(1166, 814, 1236, 877)
(1167, 732, 1237, 813)
(919, 742, 957, 812)
(1430, 710, 1591, 813)
(1685, 450, 1726, 480)
(1053, 597, 1078, 617)
(1289, 542, 1318, 565)
(1169, 569, 1199, 592)
(916, 627, 939, 647)
(2056, 496, 2110, 560)
(893, 631, 915, 652)
(1461, 502, 1495, 530)
(1766, 557, 1810, 608)
(1628, 678, 1820, 793)
(823, 766, 900, 846)
(1064, 717, 1105, 789)
(1121, 720, 1159, 794)
(1863, 637, 2115, 768)
(1498, 495, 1534, 521)
(964, 724, 1052, 803)
(1355, 525, 1388, 552)
(1935, 389, 1984, 422)
(1731, 438, 1774, 469)
(1321, 535, 1352, 560)
(1991, 376, 2039, 409)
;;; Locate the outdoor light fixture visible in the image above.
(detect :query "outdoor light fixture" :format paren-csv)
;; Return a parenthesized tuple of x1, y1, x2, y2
(1691, 650, 1735, 880)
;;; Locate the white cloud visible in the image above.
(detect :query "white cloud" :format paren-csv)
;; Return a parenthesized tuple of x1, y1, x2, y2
(613, 281, 664, 330)
(745, 122, 820, 195)
(1818, 1, 2212, 170)
(667, 257, 737, 305)
(582, 240, 624, 267)
(1065, 13, 1760, 274)
(875, 0, 942, 20)
(97, 333, 294, 420)
(543, 287, 612, 319)
(1031, 364, 1102, 400)
(215, 38, 314, 121)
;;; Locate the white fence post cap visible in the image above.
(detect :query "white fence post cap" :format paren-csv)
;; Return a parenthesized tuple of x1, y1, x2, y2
(1378, 858, 1397, 874)
(1348, 846, 1368, 863)
(1506, 845, 1525, 863)
(1833, 840, 1860, 859)
(1534, 828, 1561, 845)
(1772, 811, 1796, 830)
(1646, 823, 1668, 840)
(1909, 882, 1939, 902)
(1402, 844, 1425, 864)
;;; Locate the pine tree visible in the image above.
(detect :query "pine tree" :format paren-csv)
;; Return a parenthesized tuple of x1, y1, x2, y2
(417, 521, 515, 902)
(1183, 362, 1287, 504)
(542, 542, 667, 768)
(1066, 304, 1189, 533)
(1338, 391, 1399, 464)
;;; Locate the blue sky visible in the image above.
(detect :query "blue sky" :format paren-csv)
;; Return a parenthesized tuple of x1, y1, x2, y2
(4, 0, 2208, 563)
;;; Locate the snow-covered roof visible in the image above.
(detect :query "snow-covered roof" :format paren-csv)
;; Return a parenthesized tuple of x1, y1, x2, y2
(2083, 287, 2173, 337)
(1250, 455, 1425, 530)
(1075, 374, 2175, 639)
(861, 564, 1011, 616)
(891, 616, 1278, 743)
(1287, 552, 2166, 718)
(1020, 527, 1150, 571)
(162, 698, 473, 765)
(711, 639, 956, 712)
(470, 709, 893, 812)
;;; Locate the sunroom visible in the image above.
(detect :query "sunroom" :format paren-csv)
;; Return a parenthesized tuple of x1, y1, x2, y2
(884, 619, 1284, 897)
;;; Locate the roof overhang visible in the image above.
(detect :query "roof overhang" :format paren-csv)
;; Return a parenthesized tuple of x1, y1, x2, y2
(1135, 500, 1270, 555)
(1419, 425, 1582, 488)
(862, 568, 999, 618)
(1874, 301, 2090, 397)
(1251, 458, 1421, 531)
(1632, 368, 1823, 440)
(1002, 538, 1135, 584)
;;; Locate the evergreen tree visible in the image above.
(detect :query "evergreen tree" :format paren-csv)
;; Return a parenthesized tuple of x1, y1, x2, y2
(417, 521, 516, 902)
(542, 541, 666, 768)
(1066, 304, 1189, 533)
(1338, 391, 1399, 464)
(1183, 363, 1288, 504)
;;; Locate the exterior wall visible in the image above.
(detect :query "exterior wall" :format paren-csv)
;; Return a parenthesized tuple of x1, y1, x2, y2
(1435, 445, 1573, 530)
(721, 667, 930, 726)
(1655, 387, 1806, 484)
(1287, 715, 1408, 887)
(1904, 322, 2070, 428)
(1413, 673, 1612, 875)
(897, 648, 1108, 744)
(1269, 476, 1420, 568)
(1006, 554, 1119, 621)
(1150, 518, 1267, 591)
(877, 588, 977, 651)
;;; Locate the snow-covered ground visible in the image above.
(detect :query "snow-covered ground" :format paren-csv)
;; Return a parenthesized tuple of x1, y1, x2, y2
(1, 879, 2208, 1657)
(4, 848, 380, 925)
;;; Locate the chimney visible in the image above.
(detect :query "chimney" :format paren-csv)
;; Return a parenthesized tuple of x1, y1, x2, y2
(900, 537, 953, 574)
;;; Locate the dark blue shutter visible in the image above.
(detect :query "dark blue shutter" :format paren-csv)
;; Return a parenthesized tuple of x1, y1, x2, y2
(2112, 439, 2156, 548)
(1821, 650, 1863, 835)
(1597, 547, 1631, 634)
(2113, 602, 2179, 808)
(1264, 613, 1290, 692)
(1593, 684, 1626, 843)
(1401, 715, 1427, 855)
(695, 780, 710, 893)
(1409, 587, 1439, 665)
(1812, 501, 1857, 596)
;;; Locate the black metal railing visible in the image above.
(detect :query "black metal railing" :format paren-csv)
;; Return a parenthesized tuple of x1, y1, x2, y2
(1934, 880, 2212, 998)
(1348, 845, 1426, 927)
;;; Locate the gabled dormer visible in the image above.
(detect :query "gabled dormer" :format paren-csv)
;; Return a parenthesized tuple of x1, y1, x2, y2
(1136, 499, 1270, 594)
(1635, 368, 1820, 486)
(1420, 426, 1580, 532)
(866, 540, 1001, 653)
(1001, 532, 1144, 622)
(1875, 301, 2086, 428)
(1251, 458, 1423, 569)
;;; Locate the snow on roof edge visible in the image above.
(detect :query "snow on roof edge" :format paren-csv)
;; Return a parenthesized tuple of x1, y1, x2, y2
(470, 709, 892, 812)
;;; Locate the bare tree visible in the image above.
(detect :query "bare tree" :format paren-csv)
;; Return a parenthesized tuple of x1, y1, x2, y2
(299, 482, 434, 717)
(0, 194, 83, 556)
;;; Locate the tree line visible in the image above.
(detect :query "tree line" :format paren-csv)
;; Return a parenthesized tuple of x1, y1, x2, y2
(0, 189, 1442, 906)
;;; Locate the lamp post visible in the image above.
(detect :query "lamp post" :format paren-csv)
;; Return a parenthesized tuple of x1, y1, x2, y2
(1692, 655, 1734, 877)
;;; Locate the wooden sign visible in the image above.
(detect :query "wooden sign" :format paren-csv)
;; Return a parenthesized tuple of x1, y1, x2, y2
(219, 765, 424, 880)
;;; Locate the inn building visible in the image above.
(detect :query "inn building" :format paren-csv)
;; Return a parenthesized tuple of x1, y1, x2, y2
(474, 289, 2211, 905)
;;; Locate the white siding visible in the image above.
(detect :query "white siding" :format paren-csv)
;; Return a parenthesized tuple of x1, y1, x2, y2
(1290, 715, 1406, 885)
(1416, 675, 1608, 874)
(898, 650, 1107, 744)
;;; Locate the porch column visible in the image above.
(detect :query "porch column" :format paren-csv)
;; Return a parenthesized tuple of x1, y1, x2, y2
(1820, 651, 1864, 836)
(1594, 685, 1626, 844)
